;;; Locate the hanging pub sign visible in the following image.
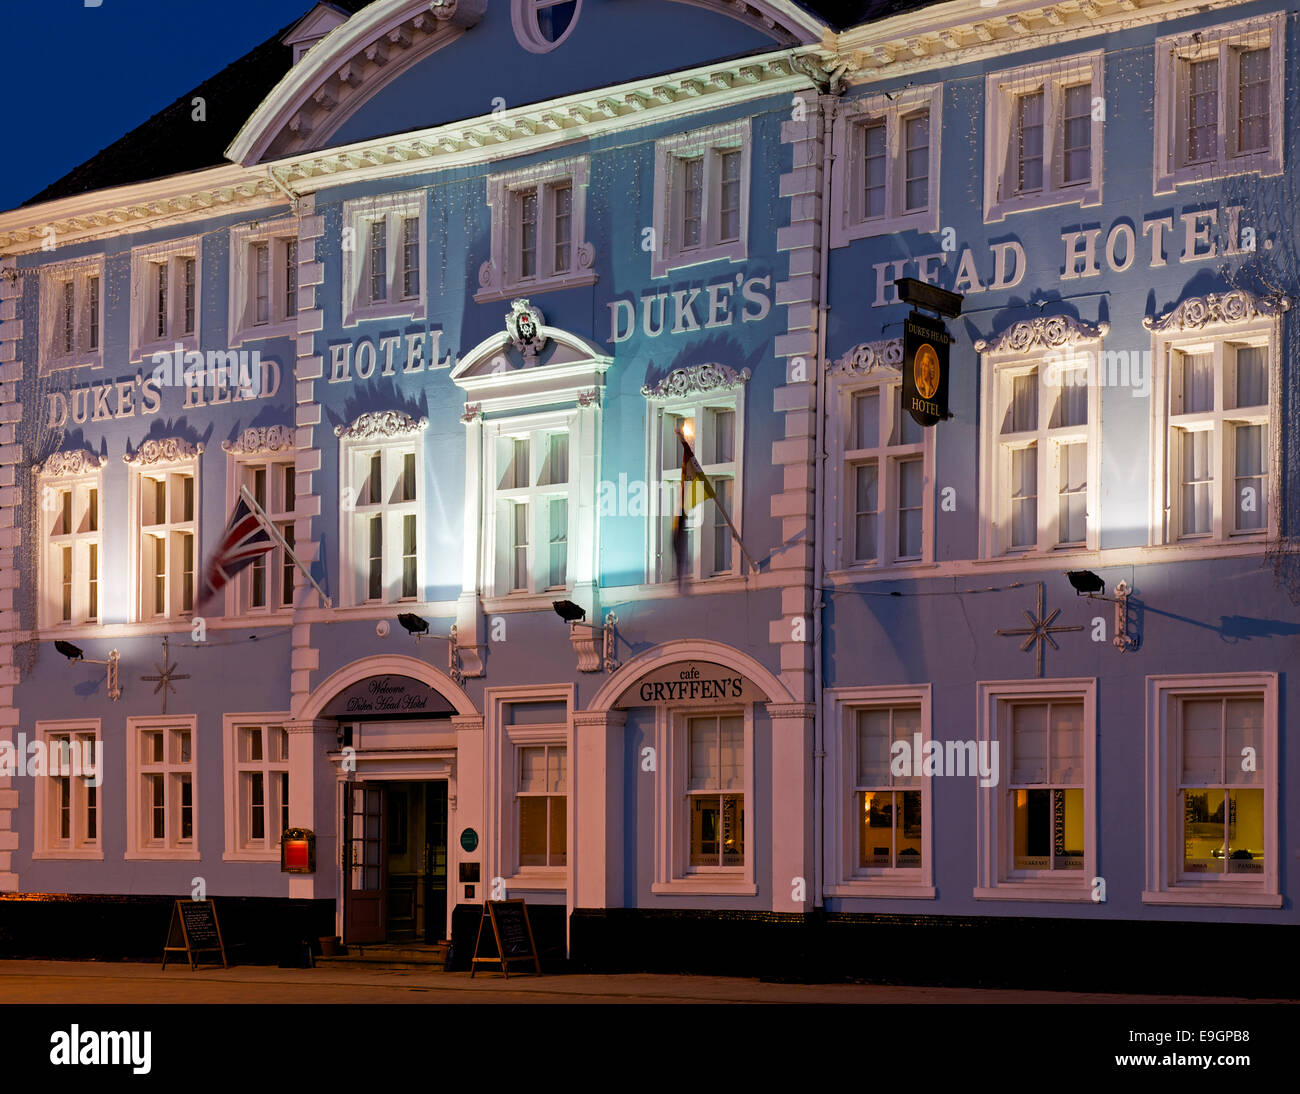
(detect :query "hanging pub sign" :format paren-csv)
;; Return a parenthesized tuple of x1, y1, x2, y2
(902, 310, 952, 427)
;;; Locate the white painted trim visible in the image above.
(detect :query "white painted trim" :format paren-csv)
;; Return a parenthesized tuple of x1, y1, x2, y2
(221, 712, 292, 862)
(651, 118, 752, 279)
(37, 254, 106, 374)
(822, 684, 934, 899)
(35, 468, 105, 630)
(126, 451, 202, 624)
(829, 83, 942, 247)
(1143, 672, 1279, 907)
(1152, 12, 1285, 195)
(228, 215, 300, 345)
(511, 0, 583, 54)
(31, 719, 103, 861)
(124, 714, 202, 861)
(297, 653, 478, 720)
(128, 235, 202, 365)
(983, 51, 1103, 223)
(475, 156, 596, 302)
(340, 189, 427, 328)
(974, 678, 1097, 901)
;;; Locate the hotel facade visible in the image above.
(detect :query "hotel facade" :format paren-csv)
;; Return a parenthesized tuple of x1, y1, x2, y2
(0, 0, 1294, 988)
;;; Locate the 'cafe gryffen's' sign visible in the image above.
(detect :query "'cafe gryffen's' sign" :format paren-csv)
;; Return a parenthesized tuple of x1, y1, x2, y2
(617, 662, 767, 707)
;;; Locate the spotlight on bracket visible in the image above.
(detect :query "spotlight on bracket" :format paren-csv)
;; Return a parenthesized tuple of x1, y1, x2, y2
(552, 600, 587, 623)
(54, 640, 85, 661)
(1066, 570, 1105, 597)
(397, 613, 430, 636)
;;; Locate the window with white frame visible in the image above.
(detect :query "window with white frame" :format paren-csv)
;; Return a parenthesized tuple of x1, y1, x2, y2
(648, 394, 743, 584)
(127, 717, 198, 859)
(825, 686, 933, 898)
(837, 376, 931, 568)
(33, 722, 101, 858)
(341, 191, 426, 327)
(37, 468, 102, 628)
(340, 432, 422, 605)
(1144, 674, 1278, 906)
(224, 719, 289, 857)
(651, 120, 750, 277)
(130, 453, 199, 621)
(230, 458, 296, 614)
(830, 84, 941, 245)
(1153, 14, 1284, 193)
(492, 695, 571, 884)
(230, 220, 298, 343)
(512, 0, 580, 53)
(477, 159, 594, 301)
(686, 713, 744, 868)
(517, 743, 567, 868)
(487, 418, 574, 597)
(130, 238, 199, 361)
(985, 53, 1103, 221)
(1160, 336, 1274, 543)
(39, 257, 104, 372)
(976, 679, 1095, 900)
(980, 336, 1100, 556)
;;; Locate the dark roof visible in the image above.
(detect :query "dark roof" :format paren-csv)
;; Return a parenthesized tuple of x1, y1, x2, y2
(23, 2, 374, 207)
(26, 0, 943, 207)
(797, 0, 948, 31)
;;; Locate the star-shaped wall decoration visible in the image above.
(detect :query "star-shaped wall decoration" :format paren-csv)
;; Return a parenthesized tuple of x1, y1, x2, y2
(995, 582, 1084, 677)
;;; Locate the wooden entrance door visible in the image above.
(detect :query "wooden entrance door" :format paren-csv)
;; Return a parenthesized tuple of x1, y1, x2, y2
(344, 783, 385, 944)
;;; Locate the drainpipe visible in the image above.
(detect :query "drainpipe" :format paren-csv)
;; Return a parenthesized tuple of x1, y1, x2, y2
(813, 69, 846, 917)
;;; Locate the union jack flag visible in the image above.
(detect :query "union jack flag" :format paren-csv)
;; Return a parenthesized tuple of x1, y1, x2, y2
(195, 496, 274, 610)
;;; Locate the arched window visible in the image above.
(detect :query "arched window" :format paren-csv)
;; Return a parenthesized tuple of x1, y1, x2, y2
(512, 0, 580, 54)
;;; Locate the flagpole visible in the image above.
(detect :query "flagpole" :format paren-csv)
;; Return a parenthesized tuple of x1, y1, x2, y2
(713, 495, 760, 575)
(676, 426, 759, 576)
(239, 484, 334, 608)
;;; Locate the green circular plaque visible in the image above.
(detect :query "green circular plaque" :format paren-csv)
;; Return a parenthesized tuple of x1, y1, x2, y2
(460, 828, 479, 853)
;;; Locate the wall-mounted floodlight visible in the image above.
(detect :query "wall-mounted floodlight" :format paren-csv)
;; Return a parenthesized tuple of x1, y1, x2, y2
(395, 614, 463, 683)
(1062, 573, 1138, 652)
(52, 642, 121, 700)
(553, 601, 618, 673)
(1066, 570, 1105, 596)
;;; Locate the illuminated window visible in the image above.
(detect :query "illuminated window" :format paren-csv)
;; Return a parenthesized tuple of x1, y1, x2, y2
(341, 190, 426, 326)
(1145, 674, 1278, 906)
(686, 714, 744, 868)
(1154, 14, 1284, 192)
(130, 237, 200, 361)
(979, 328, 1101, 557)
(830, 84, 941, 245)
(229, 458, 296, 614)
(129, 452, 199, 622)
(127, 717, 198, 859)
(649, 394, 743, 584)
(224, 719, 290, 857)
(39, 256, 104, 373)
(517, 744, 566, 868)
(652, 120, 751, 277)
(976, 679, 1096, 900)
(853, 706, 923, 871)
(834, 376, 932, 569)
(36, 463, 102, 628)
(33, 722, 101, 859)
(340, 430, 423, 605)
(493, 696, 569, 885)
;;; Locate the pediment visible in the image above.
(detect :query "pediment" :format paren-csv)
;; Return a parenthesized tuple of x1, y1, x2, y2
(283, 3, 352, 62)
(228, 0, 823, 165)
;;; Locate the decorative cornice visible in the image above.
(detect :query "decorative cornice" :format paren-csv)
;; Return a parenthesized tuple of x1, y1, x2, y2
(642, 363, 752, 400)
(975, 314, 1109, 354)
(221, 424, 296, 455)
(1143, 290, 1290, 333)
(830, 338, 902, 374)
(33, 449, 107, 478)
(122, 438, 204, 466)
(333, 410, 429, 439)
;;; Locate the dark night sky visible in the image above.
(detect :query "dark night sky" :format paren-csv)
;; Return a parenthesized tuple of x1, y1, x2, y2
(1, 0, 322, 213)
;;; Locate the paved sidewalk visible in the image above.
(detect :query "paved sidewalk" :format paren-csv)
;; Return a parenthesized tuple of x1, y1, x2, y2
(0, 960, 1287, 1004)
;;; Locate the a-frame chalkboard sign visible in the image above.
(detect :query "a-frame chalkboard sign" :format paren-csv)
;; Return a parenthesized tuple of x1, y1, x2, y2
(161, 899, 229, 970)
(470, 899, 540, 978)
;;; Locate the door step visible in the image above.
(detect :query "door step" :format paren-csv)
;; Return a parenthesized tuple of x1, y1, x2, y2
(317, 942, 450, 971)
